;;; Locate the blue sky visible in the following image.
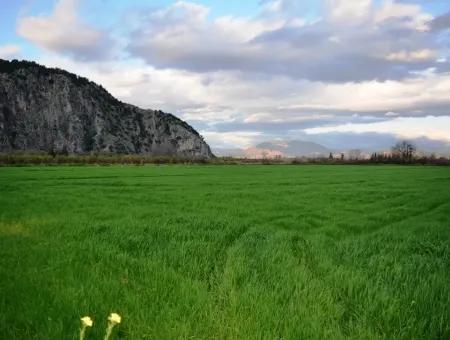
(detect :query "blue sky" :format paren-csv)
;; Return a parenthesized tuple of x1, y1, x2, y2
(1, 0, 450, 153)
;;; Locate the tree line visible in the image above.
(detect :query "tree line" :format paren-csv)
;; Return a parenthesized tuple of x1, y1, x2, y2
(1, 140, 449, 166)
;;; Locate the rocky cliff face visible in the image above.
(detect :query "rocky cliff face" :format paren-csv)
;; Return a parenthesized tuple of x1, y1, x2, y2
(0, 59, 213, 158)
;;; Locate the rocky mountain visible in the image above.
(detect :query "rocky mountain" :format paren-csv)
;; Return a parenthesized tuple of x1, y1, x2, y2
(0, 59, 213, 158)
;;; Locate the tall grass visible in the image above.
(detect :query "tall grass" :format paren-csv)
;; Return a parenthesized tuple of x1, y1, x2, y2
(0, 165, 449, 339)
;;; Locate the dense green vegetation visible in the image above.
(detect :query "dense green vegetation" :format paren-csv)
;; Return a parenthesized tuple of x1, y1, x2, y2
(0, 165, 449, 339)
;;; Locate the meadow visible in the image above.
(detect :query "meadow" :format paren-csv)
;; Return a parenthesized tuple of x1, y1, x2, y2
(0, 165, 449, 339)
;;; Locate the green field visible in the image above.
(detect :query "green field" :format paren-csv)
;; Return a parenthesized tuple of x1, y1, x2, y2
(1, 165, 449, 339)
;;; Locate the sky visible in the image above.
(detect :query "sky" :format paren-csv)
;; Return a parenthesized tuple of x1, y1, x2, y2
(1, 0, 450, 152)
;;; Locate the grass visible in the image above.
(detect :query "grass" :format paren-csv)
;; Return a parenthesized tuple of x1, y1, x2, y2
(0, 165, 449, 339)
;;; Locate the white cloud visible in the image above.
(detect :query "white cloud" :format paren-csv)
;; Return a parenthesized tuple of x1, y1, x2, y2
(244, 112, 334, 124)
(200, 131, 264, 149)
(17, 0, 111, 60)
(0, 44, 21, 59)
(386, 49, 436, 62)
(307, 73, 450, 112)
(304, 116, 450, 142)
(385, 111, 399, 117)
(326, 0, 372, 24)
(374, 0, 432, 31)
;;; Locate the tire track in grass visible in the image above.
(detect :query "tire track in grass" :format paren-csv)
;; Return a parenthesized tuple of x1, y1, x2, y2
(205, 222, 251, 291)
(362, 199, 450, 237)
(211, 226, 346, 339)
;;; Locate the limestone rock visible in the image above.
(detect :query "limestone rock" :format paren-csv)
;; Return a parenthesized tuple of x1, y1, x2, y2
(0, 59, 213, 158)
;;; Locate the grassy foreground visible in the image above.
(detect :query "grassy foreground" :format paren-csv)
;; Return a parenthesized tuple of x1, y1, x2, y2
(0, 165, 449, 339)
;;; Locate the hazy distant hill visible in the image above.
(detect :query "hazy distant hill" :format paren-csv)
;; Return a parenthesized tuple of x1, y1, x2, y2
(214, 140, 331, 158)
(0, 59, 213, 157)
(255, 140, 331, 157)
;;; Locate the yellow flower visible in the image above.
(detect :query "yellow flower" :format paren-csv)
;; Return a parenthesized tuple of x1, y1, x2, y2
(108, 313, 121, 324)
(81, 316, 93, 327)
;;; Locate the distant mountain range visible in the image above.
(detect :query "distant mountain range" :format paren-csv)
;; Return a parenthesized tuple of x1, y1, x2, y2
(214, 138, 450, 158)
(214, 140, 331, 158)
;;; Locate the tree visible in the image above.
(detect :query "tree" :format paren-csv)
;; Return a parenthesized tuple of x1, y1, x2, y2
(391, 141, 416, 162)
(348, 149, 362, 160)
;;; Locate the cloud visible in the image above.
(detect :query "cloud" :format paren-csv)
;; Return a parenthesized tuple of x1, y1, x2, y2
(127, 0, 441, 82)
(0, 44, 21, 59)
(17, 0, 112, 60)
(128, 1, 284, 76)
(374, 0, 432, 31)
(326, 0, 372, 24)
(430, 11, 450, 31)
(386, 49, 435, 62)
(385, 111, 400, 117)
(304, 116, 450, 142)
(200, 131, 264, 149)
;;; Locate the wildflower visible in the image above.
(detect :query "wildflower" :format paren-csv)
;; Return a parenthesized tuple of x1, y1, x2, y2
(81, 316, 93, 327)
(108, 313, 121, 324)
(104, 312, 122, 340)
(80, 316, 93, 340)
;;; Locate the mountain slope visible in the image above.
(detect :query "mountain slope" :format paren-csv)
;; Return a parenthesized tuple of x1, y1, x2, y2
(255, 140, 330, 157)
(0, 59, 213, 158)
(213, 140, 331, 158)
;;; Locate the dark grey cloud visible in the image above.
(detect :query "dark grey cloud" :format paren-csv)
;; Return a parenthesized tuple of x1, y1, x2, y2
(251, 25, 330, 46)
(301, 132, 450, 152)
(127, 0, 442, 83)
(206, 111, 385, 135)
(304, 132, 398, 150)
(430, 11, 450, 30)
